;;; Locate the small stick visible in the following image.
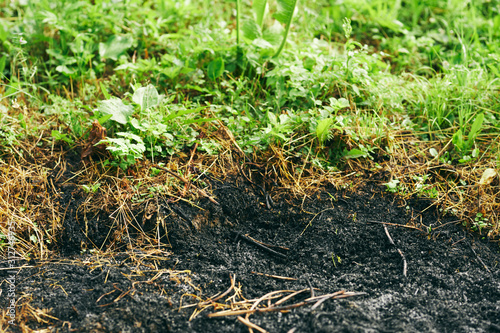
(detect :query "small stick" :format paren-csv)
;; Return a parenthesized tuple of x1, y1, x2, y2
(383, 225, 408, 277)
(208, 291, 366, 317)
(237, 316, 268, 333)
(234, 232, 287, 259)
(251, 272, 297, 281)
(273, 289, 309, 306)
(469, 242, 491, 273)
(366, 220, 421, 230)
(305, 277, 315, 298)
(245, 234, 289, 251)
(198, 274, 236, 306)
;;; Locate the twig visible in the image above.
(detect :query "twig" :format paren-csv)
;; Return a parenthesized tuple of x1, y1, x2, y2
(251, 272, 297, 281)
(383, 225, 407, 277)
(207, 291, 366, 317)
(366, 220, 422, 231)
(237, 316, 268, 333)
(305, 276, 315, 298)
(245, 234, 289, 251)
(300, 208, 336, 236)
(468, 242, 491, 273)
(233, 232, 287, 259)
(199, 274, 236, 306)
(273, 289, 309, 306)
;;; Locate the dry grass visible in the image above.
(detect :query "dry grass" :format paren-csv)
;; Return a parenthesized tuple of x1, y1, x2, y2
(0, 125, 498, 263)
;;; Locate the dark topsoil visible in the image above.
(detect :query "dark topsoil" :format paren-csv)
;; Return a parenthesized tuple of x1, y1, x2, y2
(1, 175, 500, 333)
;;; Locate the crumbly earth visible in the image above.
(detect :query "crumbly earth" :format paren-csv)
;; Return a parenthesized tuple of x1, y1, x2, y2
(1, 177, 499, 332)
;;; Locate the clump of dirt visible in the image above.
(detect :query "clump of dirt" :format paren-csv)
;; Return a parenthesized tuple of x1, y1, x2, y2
(1, 177, 499, 332)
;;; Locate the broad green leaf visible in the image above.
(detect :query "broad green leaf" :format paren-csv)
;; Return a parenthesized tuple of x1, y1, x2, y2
(468, 113, 484, 142)
(132, 84, 161, 111)
(273, 0, 298, 57)
(267, 111, 277, 125)
(98, 97, 134, 124)
(345, 148, 368, 159)
(253, 0, 267, 27)
(242, 19, 261, 41)
(98, 114, 113, 125)
(273, 0, 297, 24)
(330, 97, 350, 111)
(99, 35, 134, 61)
(207, 58, 225, 80)
(56, 65, 76, 75)
(316, 118, 333, 144)
(252, 37, 274, 49)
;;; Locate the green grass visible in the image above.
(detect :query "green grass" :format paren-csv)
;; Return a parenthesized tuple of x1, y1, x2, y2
(1, 0, 499, 240)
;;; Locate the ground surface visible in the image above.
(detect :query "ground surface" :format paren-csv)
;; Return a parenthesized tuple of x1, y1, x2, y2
(1, 176, 500, 332)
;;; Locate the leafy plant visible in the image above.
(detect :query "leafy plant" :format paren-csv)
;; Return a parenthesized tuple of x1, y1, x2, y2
(384, 179, 401, 193)
(452, 113, 484, 155)
(237, 0, 299, 59)
(99, 132, 146, 170)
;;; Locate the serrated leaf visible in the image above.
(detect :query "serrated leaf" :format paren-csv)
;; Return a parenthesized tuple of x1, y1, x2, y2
(98, 98, 134, 124)
(316, 118, 334, 144)
(132, 84, 161, 111)
(99, 35, 134, 61)
(207, 58, 225, 80)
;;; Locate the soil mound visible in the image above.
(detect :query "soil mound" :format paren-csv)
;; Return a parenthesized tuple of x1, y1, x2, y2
(2, 180, 499, 332)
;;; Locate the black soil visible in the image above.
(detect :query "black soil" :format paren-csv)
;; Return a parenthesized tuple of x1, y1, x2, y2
(2, 177, 500, 332)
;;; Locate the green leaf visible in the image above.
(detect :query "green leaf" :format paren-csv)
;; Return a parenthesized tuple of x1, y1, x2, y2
(132, 84, 161, 111)
(273, 0, 297, 24)
(99, 81, 110, 100)
(468, 113, 484, 143)
(345, 148, 368, 159)
(0, 56, 6, 77)
(273, 0, 298, 57)
(207, 58, 225, 80)
(242, 18, 261, 41)
(98, 98, 134, 124)
(0, 21, 8, 42)
(99, 35, 134, 61)
(316, 118, 334, 144)
(452, 129, 464, 150)
(98, 114, 113, 125)
(253, 0, 267, 27)
(56, 65, 76, 75)
(267, 111, 277, 125)
(164, 106, 205, 121)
